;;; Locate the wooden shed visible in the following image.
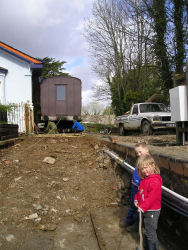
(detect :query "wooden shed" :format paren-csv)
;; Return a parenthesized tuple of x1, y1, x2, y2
(40, 76, 82, 124)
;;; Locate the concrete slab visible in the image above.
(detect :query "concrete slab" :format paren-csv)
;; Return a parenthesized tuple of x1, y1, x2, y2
(53, 217, 99, 250)
(91, 207, 167, 250)
(91, 207, 139, 250)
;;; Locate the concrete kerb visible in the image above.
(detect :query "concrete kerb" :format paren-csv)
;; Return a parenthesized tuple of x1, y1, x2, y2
(102, 140, 188, 178)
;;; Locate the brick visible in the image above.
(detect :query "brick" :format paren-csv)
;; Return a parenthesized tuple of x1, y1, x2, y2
(182, 162, 188, 177)
(152, 154, 160, 167)
(157, 155, 170, 170)
(127, 147, 136, 158)
(170, 160, 184, 176)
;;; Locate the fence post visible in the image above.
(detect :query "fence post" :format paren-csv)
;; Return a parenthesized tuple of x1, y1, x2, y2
(24, 102, 34, 134)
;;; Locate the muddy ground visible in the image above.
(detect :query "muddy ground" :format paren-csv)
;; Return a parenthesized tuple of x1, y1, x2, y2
(0, 133, 187, 249)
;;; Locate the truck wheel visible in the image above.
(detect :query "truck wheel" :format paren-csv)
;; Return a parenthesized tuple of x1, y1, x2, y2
(141, 120, 152, 135)
(119, 125, 125, 136)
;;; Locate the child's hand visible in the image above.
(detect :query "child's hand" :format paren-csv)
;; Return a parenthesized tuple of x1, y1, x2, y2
(134, 201, 138, 207)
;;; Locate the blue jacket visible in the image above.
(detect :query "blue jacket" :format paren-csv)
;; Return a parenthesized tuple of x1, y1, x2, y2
(132, 167, 141, 186)
(72, 121, 84, 132)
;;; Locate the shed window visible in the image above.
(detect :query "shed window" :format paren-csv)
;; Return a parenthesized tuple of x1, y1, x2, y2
(56, 85, 66, 100)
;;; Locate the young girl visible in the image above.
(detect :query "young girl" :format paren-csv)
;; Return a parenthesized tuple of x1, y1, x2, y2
(134, 155, 162, 250)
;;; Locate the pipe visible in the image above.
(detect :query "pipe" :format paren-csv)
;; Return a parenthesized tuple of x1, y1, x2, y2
(104, 149, 188, 216)
(186, 61, 188, 111)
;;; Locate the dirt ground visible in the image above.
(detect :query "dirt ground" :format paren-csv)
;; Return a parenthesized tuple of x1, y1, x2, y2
(111, 133, 178, 145)
(0, 134, 119, 230)
(103, 133, 188, 160)
(0, 132, 187, 249)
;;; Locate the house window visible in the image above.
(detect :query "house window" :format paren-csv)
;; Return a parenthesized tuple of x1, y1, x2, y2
(56, 84, 66, 100)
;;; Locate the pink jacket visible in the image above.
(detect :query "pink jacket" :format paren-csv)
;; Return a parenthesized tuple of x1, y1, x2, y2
(134, 174, 162, 213)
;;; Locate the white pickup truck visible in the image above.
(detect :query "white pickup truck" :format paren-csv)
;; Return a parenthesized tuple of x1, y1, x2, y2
(116, 102, 176, 135)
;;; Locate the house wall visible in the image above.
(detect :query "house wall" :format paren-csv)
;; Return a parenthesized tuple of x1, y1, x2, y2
(0, 49, 32, 105)
(0, 74, 5, 103)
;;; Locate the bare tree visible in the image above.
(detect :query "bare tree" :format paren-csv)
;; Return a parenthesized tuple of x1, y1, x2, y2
(85, 0, 156, 112)
(172, 0, 185, 73)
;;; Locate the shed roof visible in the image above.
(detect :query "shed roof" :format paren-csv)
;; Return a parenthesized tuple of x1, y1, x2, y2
(0, 41, 42, 68)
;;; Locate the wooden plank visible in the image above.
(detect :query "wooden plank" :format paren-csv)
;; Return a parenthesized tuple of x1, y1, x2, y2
(0, 124, 19, 141)
(0, 134, 19, 140)
(0, 137, 21, 147)
(0, 124, 18, 128)
(0, 128, 18, 134)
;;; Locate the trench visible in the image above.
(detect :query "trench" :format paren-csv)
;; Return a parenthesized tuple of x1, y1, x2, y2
(104, 148, 188, 250)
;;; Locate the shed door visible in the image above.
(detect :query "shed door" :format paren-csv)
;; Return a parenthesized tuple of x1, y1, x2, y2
(56, 84, 67, 115)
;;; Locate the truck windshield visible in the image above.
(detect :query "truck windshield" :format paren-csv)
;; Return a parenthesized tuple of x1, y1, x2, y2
(139, 103, 168, 113)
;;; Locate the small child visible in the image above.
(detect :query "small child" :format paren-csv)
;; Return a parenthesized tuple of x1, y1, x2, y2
(120, 142, 149, 232)
(72, 120, 84, 133)
(134, 154, 162, 250)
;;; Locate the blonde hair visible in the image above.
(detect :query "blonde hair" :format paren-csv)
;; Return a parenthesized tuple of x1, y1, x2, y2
(134, 142, 149, 152)
(134, 142, 148, 149)
(137, 154, 160, 178)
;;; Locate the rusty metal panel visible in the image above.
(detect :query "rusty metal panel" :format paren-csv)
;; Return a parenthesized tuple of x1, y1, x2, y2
(72, 77, 81, 115)
(40, 76, 81, 118)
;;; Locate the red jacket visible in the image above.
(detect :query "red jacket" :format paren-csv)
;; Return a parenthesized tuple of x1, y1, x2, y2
(134, 174, 162, 213)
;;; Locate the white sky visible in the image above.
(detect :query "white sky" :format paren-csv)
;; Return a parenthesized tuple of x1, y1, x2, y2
(0, 0, 109, 106)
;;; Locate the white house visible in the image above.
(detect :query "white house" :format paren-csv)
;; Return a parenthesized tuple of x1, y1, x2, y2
(0, 41, 42, 132)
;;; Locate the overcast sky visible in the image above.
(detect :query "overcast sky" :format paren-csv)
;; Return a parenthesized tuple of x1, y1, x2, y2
(0, 0, 106, 106)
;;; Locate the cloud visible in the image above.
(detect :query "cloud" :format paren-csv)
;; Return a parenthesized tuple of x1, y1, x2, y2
(0, 0, 108, 106)
(82, 89, 95, 106)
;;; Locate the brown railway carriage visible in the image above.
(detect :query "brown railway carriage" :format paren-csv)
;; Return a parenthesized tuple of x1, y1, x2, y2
(40, 76, 82, 129)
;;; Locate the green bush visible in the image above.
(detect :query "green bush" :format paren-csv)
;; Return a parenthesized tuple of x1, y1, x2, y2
(0, 104, 14, 113)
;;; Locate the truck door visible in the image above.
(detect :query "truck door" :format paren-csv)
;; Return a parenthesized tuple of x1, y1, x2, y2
(128, 104, 140, 129)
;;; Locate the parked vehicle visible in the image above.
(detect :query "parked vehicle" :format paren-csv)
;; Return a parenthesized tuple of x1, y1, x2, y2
(116, 102, 176, 135)
(40, 76, 82, 131)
